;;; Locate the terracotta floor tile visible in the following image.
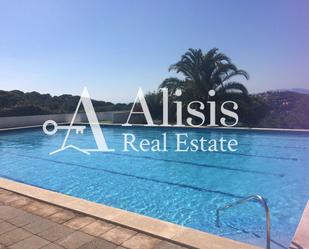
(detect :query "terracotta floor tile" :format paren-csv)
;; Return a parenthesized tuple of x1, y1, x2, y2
(56, 231, 94, 249)
(41, 244, 65, 249)
(0, 228, 32, 246)
(23, 218, 56, 234)
(47, 210, 76, 224)
(64, 216, 95, 230)
(0, 221, 17, 235)
(0, 189, 14, 196)
(41, 243, 65, 249)
(20, 201, 41, 213)
(78, 238, 117, 249)
(122, 233, 161, 249)
(154, 241, 188, 249)
(100, 227, 137, 245)
(8, 197, 32, 208)
(24, 202, 60, 218)
(0, 207, 25, 221)
(80, 220, 115, 236)
(1, 195, 20, 205)
(38, 224, 74, 242)
(8, 213, 41, 227)
(10, 235, 49, 249)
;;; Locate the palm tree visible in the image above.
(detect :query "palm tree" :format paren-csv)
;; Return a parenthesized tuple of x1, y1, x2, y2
(160, 48, 249, 101)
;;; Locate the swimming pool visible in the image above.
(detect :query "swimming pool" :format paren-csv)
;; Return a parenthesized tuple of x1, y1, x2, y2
(0, 126, 308, 248)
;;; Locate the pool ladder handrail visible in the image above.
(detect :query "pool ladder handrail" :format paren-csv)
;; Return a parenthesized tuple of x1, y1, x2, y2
(216, 194, 270, 249)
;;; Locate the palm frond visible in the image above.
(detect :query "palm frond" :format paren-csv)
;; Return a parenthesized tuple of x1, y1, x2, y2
(222, 69, 250, 81)
(159, 77, 187, 94)
(220, 82, 249, 95)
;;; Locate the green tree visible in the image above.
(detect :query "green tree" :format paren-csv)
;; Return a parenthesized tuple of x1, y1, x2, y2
(160, 48, 249, 101)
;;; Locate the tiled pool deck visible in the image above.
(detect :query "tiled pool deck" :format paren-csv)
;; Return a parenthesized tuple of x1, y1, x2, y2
(0, 178, 262, 249)
(0, 189, 185, 249)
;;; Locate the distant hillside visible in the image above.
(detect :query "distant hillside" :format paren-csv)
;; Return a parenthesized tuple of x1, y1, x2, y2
(276, 88, 309, 94)
(255, 91, 309, 129)
(1, 89, 308, 129)
(289, 88, 309, 94)
(0, 90, 131, 117)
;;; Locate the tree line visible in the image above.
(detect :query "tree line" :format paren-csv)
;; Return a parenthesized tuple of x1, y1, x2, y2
(1, 48, 308, 129)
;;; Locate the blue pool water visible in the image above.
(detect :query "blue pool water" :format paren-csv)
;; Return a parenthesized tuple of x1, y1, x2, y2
(0, 126, 308, 248)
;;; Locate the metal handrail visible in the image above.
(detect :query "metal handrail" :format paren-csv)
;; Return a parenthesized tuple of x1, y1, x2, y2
(216, 194, 270, 249)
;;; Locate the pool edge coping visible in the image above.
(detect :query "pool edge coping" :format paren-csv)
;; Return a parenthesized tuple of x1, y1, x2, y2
(0, 177, 261, 249)
(290, 200, 309, 249)
(1, 122, 309, 133)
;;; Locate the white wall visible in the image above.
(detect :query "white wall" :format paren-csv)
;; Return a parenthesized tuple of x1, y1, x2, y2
(0, 111, 136, 129)
(0, 109, 155, 129)
(0, 113, 77, 129)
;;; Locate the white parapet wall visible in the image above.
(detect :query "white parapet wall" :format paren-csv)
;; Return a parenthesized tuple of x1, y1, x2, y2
(0, 111, 145, 129)
(0, 113, 79, 129)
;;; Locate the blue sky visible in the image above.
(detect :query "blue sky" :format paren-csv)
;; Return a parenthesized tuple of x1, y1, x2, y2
(0, 0, 308, 102)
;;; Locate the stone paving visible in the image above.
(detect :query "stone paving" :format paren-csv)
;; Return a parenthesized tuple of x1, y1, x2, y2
(0, 188, 189, 249)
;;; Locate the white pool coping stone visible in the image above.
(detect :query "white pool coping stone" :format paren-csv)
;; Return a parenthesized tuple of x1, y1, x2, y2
(290, 201, 309, 249)
(0, 122, 309, 133)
